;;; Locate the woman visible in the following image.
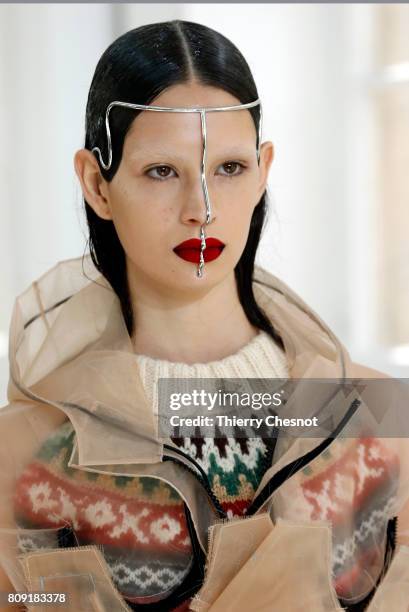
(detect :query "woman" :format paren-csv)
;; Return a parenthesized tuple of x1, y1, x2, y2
(1, 19, 409, 612)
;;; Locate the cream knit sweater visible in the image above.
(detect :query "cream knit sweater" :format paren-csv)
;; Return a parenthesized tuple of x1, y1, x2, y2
(134, 329, 289, 416)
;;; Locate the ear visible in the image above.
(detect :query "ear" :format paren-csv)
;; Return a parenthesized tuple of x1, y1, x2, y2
(73, 149, 113, 221)
(256, 141, 274, 200)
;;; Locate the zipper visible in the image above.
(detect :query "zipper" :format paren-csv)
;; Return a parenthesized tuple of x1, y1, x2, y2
(391, 514, 398, 550)
(338, 514, 399, 611)
(163, 443, 227, 519)
(163, 398, 360, 522)
(244, 397, 361, 516)
(382, 514, 398, 576)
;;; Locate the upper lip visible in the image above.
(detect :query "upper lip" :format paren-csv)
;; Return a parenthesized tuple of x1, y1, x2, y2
(173, 237, 225, 250)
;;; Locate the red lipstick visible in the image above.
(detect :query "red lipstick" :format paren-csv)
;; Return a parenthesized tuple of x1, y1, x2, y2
(173, 237, 225, 264)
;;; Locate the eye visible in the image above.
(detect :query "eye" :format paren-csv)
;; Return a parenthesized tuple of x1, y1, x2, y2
(217, 161, 246, 177)
(145, 161, 246, 181)
(146, 165, 177, 181)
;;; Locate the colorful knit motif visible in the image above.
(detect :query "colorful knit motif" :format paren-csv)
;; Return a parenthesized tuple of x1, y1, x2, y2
(13, 419, 399, 608)
(170, 432, 273, 518)
(13, 420, 272, 607)
(13, 421, 192, 605)
(299, 436, 399, 601)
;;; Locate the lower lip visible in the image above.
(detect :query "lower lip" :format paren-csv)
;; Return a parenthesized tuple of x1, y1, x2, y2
(173, 246, 225, 263)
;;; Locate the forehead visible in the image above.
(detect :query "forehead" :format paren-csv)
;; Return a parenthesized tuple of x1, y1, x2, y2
(123, 82, 257, 156)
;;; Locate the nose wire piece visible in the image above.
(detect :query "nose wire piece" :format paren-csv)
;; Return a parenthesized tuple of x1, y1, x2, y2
(197, 110, 212, 278)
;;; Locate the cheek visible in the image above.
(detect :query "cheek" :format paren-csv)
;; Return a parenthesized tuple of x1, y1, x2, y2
(215, 172, 259, 207)
(109, 189, 172, 257)
(217, 181, 258, 225)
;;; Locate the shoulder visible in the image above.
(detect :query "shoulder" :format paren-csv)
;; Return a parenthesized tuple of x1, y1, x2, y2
(349, 361, 391, 379)
(0, 401, 69, 467)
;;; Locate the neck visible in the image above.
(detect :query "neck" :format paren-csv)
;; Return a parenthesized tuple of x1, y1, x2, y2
(127, 264, 259, 364)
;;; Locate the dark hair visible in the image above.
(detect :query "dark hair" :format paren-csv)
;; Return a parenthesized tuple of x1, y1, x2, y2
(83, 19, 284, 351)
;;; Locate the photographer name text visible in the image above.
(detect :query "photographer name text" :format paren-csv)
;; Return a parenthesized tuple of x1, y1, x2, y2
(169, 414, 319, 428)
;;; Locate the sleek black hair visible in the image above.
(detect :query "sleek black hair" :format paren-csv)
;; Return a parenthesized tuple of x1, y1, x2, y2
(83, 19, 284, 350)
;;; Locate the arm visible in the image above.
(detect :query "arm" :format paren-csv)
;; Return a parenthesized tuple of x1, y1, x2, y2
(0, 401, 68, 611)
(352, 365, 409, 550)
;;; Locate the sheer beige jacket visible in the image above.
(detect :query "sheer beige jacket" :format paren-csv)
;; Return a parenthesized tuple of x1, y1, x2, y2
(1, 254, 409, 611)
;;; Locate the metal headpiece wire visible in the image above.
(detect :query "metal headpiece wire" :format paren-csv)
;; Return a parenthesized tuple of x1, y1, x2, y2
(92, 99, 262, 278)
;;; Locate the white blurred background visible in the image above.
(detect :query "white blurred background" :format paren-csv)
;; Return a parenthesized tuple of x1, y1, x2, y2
(0, 4, 408, 405)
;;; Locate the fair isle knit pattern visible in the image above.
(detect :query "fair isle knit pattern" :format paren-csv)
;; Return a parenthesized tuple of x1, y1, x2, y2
(135, 334, 400, 605)
(13, 421, 194, 605)
(11, 326, 400, 608)
(298, 435, 399, 602)
(135, 330, 289, 518)
(12, 426, 399, 608)
(12, 330, 289, 609)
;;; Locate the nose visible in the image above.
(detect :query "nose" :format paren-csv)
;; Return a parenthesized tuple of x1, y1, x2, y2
(179, 175, 215, 227)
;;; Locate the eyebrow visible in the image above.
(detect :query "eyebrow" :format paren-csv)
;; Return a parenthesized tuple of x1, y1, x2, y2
(129, 145, 256, 162)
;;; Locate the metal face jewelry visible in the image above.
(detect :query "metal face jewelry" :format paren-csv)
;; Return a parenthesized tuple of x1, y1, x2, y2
(92, 99, 262, 278)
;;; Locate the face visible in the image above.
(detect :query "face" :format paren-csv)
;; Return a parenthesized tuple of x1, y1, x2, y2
(75, 82, 274, 299)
